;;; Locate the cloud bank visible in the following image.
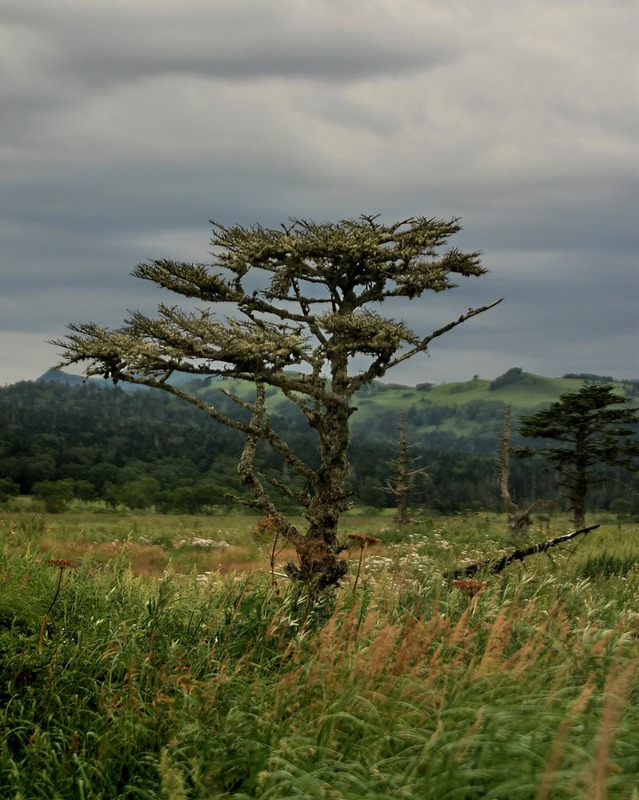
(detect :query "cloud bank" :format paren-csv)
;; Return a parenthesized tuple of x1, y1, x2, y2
(1, 0, 637, 386)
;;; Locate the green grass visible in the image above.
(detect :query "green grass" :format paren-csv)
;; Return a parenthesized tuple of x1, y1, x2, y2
(0, 512, 638, 798)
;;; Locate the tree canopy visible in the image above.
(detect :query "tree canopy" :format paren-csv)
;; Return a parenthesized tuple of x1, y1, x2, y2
(54, 214, 501, 589)
(517, 384, 639, 527)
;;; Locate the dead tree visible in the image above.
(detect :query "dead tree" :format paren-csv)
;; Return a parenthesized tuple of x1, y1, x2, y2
(500, 402, 539, 535)
(384, 412, 428, 528)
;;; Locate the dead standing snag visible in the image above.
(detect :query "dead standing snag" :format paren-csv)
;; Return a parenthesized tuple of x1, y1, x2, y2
(500, 402, 542, 535)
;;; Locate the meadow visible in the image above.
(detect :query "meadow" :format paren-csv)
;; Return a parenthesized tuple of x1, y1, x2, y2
(0, 508, 638, 799)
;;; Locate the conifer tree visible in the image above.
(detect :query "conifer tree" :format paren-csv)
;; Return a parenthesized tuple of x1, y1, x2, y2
(517, 384, 639, 527)
(54, 214, 501, 590)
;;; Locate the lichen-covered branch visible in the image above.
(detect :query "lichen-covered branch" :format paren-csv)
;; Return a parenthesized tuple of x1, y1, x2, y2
(53, 214, 500, 590)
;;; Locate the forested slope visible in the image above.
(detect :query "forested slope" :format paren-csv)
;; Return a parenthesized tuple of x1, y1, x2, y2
(0, 369, 637, 514)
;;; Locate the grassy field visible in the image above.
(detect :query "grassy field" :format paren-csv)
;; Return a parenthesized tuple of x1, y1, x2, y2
(1, 509, 638, 798)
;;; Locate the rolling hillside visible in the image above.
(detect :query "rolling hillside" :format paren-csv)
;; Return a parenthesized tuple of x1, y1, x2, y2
(0, 368, 635, 513)
(38, 366, 638, 445)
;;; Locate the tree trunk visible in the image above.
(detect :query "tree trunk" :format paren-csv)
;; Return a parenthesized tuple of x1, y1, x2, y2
(572, 499, 586, 530)
(571, 436, 589, 529)
(500, 403, 519, 522)
(394, 413, 410, 527)
(384, 412, 427, 529)
(500, 402, 538, 535)
(285, 380, 352, 591)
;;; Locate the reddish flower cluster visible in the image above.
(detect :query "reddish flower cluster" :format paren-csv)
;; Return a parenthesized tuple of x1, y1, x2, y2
(48, 558, 80, 569)
(451, 579, 489, 597)
(346, 533, 382, 548)
(256, 514, 289, 536)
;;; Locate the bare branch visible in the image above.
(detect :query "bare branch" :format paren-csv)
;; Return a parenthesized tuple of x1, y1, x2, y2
(353, 298, 504, 387)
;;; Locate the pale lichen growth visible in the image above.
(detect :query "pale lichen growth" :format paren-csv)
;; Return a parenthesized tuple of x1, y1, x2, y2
(52, 215, 500, 588)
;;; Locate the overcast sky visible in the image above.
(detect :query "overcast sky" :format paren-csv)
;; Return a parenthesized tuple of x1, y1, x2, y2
(2, 0, 637, 387)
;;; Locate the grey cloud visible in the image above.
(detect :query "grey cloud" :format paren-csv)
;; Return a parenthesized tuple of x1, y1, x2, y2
(1, 0, 637, 386)
(1, 0, 456, 93)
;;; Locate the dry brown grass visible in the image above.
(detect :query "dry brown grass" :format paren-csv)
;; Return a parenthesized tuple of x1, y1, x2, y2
(6, 516, 356, 580)
(586, 660, 638, 800)
(13, 534, 299, 578)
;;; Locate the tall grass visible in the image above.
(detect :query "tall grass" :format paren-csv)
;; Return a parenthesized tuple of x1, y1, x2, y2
(0, 514, 637, 798)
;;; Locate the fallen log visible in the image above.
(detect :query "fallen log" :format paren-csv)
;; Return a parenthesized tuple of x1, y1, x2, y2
(445, 523, 601, 580)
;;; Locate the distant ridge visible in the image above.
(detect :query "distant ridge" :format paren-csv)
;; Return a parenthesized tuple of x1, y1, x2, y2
(4, 367, 637, 514)
(37, 368, 95, 386)
(36, 368, 206, 391)
(35, 367, 638, 408)
(36, 368, 136, 390)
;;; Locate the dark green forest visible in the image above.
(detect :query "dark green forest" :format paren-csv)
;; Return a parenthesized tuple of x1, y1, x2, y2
(1, 375, 637, 516)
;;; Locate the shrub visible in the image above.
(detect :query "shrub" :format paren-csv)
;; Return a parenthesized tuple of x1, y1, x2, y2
(490, 366, 524, 390)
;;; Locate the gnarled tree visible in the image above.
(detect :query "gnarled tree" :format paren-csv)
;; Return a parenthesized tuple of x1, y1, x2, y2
(53, 214, 501, 590)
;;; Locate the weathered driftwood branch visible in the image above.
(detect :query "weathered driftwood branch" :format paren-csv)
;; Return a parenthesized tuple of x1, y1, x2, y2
(445, 523, 600, 579)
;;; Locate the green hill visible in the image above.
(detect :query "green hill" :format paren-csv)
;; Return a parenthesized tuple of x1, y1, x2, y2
(190, 369, 634, 408)
(38, 367, 638, 445)
(422, 374, 585, 406)
(7, 369, 638, 514)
